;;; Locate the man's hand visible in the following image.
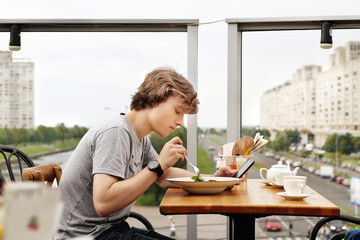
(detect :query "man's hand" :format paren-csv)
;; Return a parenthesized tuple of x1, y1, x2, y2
(157, 137, 187, 171)
(213, 165, 237, 177)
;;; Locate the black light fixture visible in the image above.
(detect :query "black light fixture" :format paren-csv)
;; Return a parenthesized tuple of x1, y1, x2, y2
(320, 21, 332, 49)
(9, 24, 21, 51)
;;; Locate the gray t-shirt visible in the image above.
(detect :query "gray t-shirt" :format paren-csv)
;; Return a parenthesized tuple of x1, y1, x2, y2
(54, 115, 158, 240)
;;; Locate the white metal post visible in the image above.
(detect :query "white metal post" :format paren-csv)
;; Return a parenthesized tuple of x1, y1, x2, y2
(227, 22, 242, 239)
(227, 23, 242, 143)
(186, 24, 198, 240)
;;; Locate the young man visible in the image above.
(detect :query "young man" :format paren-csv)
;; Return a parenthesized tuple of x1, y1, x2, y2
(55, 67, 236, 240)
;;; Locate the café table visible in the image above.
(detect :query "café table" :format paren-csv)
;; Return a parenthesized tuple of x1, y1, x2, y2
(159, 179, 340, 240)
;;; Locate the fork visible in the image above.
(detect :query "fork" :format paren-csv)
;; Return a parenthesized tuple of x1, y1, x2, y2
(185, 156, 201, 177)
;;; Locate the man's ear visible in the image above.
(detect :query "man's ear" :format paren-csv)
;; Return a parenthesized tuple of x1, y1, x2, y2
(150, 102, 161, 108)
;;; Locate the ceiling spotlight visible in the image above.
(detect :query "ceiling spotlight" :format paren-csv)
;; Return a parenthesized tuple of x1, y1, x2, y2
(9, 24, 21, 51)
(320, 21, 332, 49)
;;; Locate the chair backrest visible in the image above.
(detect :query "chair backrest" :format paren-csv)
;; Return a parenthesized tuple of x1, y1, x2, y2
(310, 215, 360, 240)
(22, 164, 62, 187)
(0, 145, 35, 186)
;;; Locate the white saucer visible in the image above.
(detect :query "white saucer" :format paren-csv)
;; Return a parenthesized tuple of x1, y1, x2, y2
(259, 180, 272, 186)
(277, 192, 310, 200)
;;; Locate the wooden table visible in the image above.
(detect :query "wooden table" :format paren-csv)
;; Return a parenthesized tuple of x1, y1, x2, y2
(159, 179, 340, 240)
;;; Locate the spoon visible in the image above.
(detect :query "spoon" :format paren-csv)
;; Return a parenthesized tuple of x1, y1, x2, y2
(185, 156, 201, 177)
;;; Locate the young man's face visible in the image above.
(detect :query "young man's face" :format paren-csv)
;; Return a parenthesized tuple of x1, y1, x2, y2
(149, 94, 185, 137)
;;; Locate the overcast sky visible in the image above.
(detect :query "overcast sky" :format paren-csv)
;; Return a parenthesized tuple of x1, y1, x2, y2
(1, 0, 360, 129)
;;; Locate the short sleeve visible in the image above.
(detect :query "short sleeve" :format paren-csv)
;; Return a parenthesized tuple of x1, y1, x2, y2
(142, 136, 159, 168)
(92, 128, 130, 179)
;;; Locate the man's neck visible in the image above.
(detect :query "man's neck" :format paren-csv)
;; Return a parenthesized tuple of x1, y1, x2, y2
(125, 110, 151, 140)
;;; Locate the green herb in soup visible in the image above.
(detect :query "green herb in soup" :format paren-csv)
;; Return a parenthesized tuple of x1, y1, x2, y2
(191, 176, 205, 182)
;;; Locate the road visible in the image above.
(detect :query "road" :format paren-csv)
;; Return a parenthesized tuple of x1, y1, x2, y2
(200, 134, 355, 239)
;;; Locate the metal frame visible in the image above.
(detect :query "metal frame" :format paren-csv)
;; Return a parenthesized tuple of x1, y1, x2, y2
(0, 19, 196, 32)
(226, 15, 360, 240)
(0, 18, 199, 239)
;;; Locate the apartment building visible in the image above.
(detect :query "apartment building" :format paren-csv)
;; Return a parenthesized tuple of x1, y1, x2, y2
(260, 41, 360, 147)
(0, 51, 34, 129)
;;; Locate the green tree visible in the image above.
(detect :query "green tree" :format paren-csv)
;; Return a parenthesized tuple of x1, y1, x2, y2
(33, 125, 57, 143)
(71, 125, 88, 138)
(323, 133, 354, 154)
(9, 128, 21, 144)
(208, 128, 219, 135)
(219, 128, 227, 136)
(9, 128, 30, 144)
(323, 135, 336, 152)
(353, 137, 360, 153)
(3, 128, 13, 144)
(55, 123, 70, 142)
(19, 128, 30, 143)
(285, 129, 301, 144)
(272, 131, 289, 151)
(0, 128, 10, 144)
(198, 127, 204, 134)
(0, 124, 87, 145)
(339, 133, 354, 155)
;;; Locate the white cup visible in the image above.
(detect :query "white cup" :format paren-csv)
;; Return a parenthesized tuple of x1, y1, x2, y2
(284, 179, 305, 196)
(274, 172, 291, 185)
(283, 175, 307, 186)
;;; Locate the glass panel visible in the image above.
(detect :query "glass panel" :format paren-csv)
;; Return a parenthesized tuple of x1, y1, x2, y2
(243, 29, 360, 149)
(0, 32, 186, 129)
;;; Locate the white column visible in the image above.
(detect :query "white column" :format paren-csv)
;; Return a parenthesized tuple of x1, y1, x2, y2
(227, 22, 242, 239)
(186, 24, 198, 240)
(227, 23, 242, 143)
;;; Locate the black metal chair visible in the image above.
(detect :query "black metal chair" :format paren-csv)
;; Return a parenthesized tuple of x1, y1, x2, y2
(0, 145, 154, 231)
(0, 145, 35, 191)
(310, 215, 360, 240)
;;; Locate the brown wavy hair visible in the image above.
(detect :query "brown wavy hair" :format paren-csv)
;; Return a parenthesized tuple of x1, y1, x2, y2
(130, 67, 199, 114)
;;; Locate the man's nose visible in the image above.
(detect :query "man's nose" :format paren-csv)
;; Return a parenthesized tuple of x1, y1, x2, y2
(176, 117, 184, 127)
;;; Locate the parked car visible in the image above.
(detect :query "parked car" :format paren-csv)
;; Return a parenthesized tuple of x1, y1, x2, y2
(321, 158, 331, 163)
(292, 161, 302, 168)
(307, 166, 316, 173)
(331, 174, 339, 182)
(265, 151, 274, 158)
(336, 177, 345, 184)
(327, 220, 348, 233)
(349, 164, 356, 171)
(341, 162, 348, 168)
(320, 166, 334, 178)
(207, 146, 215, 152)
(264, 216, 282, 231)
(342, 178, 350, 186)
